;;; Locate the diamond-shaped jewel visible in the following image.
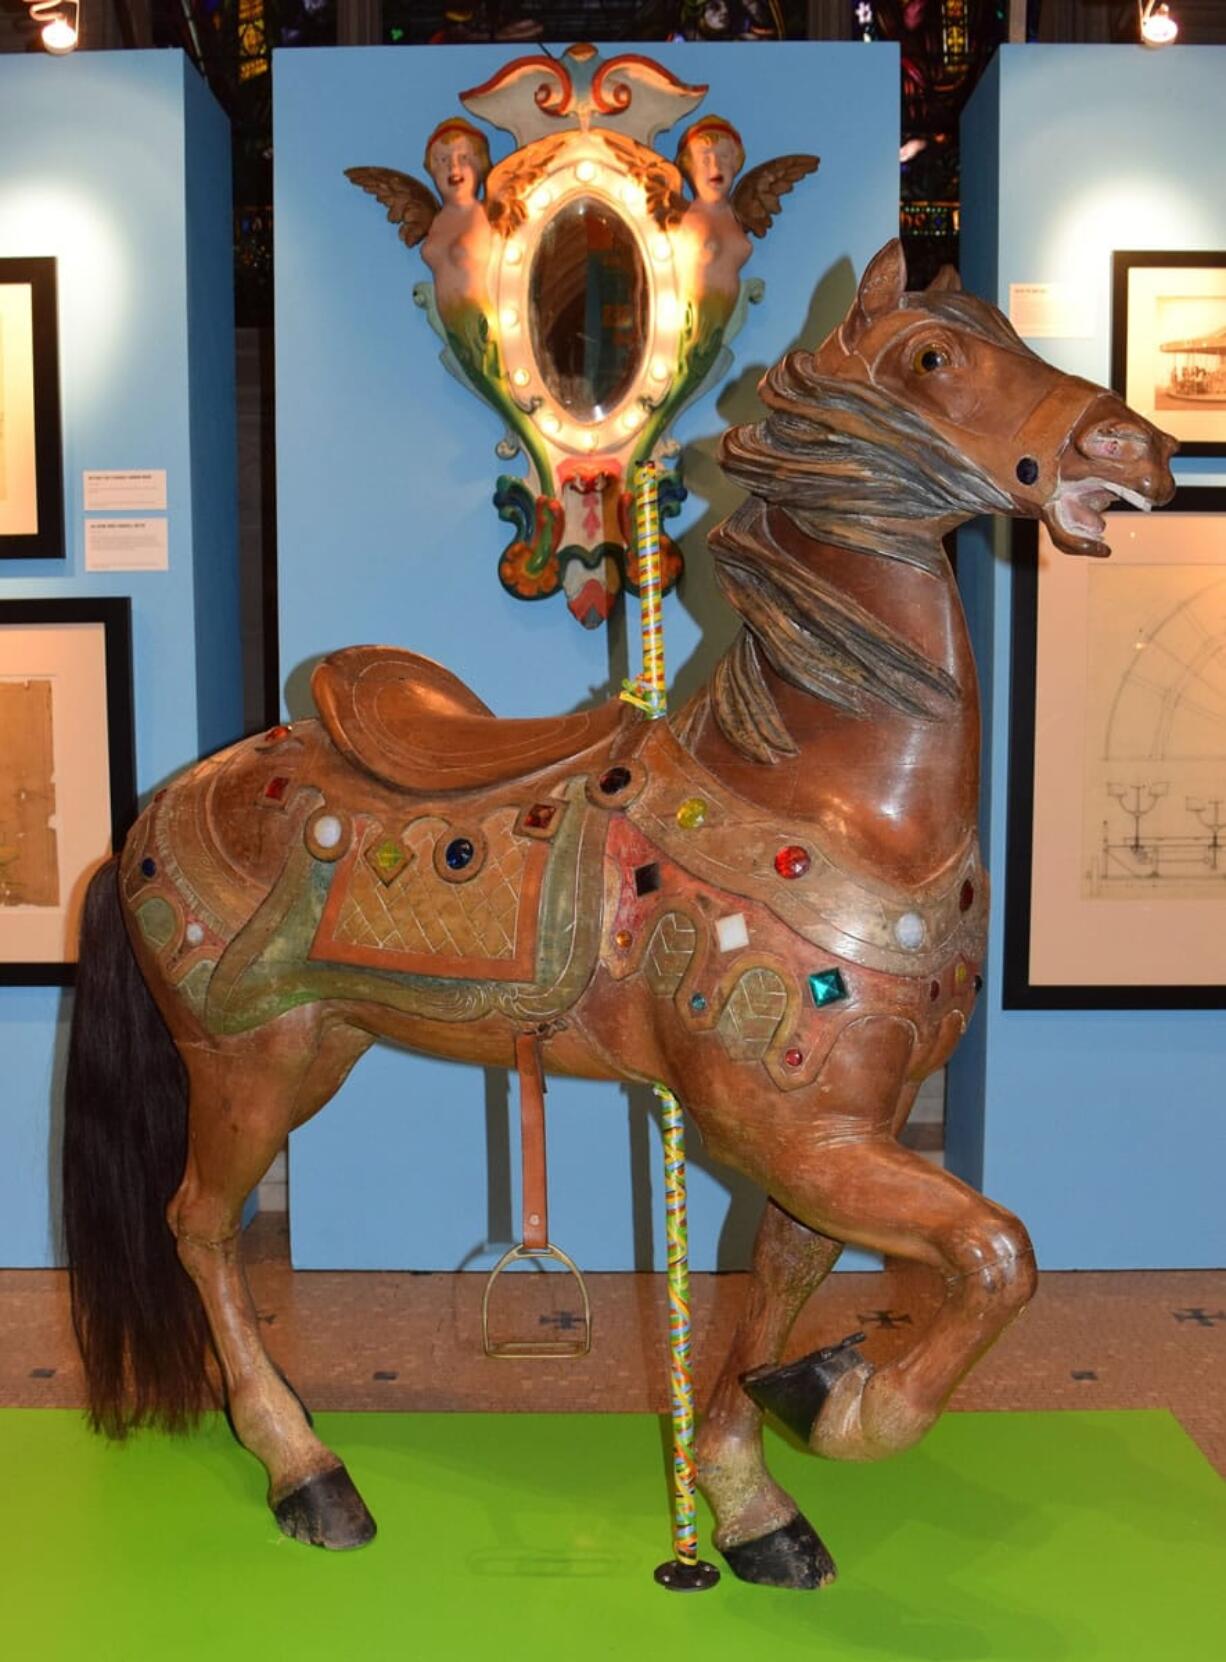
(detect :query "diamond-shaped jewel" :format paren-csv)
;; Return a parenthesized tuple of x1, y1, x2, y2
(524, 802, 557, 831)
(366, 837, 407, 884)
(808, 969, 848, 1008)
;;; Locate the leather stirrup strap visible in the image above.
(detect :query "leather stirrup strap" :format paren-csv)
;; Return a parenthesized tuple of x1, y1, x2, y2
(515, 1031, 548, 1252)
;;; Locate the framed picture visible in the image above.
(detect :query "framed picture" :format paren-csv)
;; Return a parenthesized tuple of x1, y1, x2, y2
(1112, 251, 1226, 457)
(0, 598, 136, 985)
(0, 257, 65, 560)
(1004, 492, 1226, 1009)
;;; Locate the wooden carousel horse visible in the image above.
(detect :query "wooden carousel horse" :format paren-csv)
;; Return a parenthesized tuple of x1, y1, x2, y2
(63, 240, 1176, 1588)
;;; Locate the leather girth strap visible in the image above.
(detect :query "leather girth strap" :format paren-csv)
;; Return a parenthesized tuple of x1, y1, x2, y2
(515, 1031, 548, 1253)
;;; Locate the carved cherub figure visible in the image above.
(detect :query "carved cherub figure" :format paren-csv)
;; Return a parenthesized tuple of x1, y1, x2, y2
(346, 118, 493, 332)
(674, 116, 819, 325)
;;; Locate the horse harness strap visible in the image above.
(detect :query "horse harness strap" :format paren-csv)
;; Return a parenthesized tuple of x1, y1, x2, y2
(481, 1031, 591, 1358)
(515, 1031, 549, 1253)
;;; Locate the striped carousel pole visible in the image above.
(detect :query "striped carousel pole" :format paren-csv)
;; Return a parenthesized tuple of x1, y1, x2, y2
(619, 461, 668, 721)
(620, 465, 719, 1590)
(652, 1085, 719, 1591)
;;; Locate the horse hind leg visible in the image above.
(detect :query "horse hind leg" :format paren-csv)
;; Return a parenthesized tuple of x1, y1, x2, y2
(170, 1011, 375, 1549)
(696, 1199, 843, 1589)
(744, 1017, 1036, 1466)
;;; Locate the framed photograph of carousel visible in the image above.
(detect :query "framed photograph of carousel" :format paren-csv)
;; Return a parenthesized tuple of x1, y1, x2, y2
(1112, 252, 1226, 456)
(0, 598, 135, 985)
(0, 257, 65, 560)
(1004, 491, 1226, 1009)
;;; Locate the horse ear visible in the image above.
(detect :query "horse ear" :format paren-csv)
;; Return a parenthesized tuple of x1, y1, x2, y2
(842, 239, 908, 348)
(928, 264, 963, 293)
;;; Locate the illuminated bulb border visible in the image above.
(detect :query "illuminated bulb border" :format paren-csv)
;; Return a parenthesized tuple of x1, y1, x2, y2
(493, 153, 682, 470)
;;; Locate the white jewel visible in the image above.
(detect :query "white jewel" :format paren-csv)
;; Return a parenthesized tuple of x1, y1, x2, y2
(894, 911, 926, 949)
(313, 814, 344, 850)
(184, 921, 205, 947)
(715, 913, 750, 952)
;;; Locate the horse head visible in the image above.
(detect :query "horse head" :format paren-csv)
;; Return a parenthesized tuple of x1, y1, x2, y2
(811, 238, 1177, 557)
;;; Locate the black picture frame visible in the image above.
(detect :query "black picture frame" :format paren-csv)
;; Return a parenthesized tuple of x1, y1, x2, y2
(0, 597, 136, 986)
(0, 257, 65, 561)
(1004, 491, 1226, 1010)
(1111, 251, 1226, 459)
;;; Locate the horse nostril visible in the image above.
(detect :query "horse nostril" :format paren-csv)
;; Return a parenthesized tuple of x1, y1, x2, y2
(1016, 457, 1039, 486)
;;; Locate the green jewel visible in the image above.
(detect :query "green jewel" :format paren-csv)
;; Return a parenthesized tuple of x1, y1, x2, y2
(808, 969, 848, 1008)
(367, 837, 407, 884)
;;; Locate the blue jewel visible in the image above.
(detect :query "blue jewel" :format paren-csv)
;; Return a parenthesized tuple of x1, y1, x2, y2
(140, 857, 157, 879)
(808, 969, 848, 1008)
(445, 837, 474, 871)
(689, 992, 707, 1013)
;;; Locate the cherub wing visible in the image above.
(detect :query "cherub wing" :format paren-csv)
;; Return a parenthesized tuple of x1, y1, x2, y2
(344, 166, 440, 249)
(485, 137, 569, 235)
(731, 154, 820, 239)
(597, 131, 689, 229)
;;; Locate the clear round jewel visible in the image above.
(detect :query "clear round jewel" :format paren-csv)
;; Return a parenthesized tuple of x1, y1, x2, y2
(313, 814, 344, 849)
(894, 911, 926, 949)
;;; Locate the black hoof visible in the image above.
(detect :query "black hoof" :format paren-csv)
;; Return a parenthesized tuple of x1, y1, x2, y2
(273, 1464, 377, 1550)
(720, 1514, 836, 1590)
(740, 1331, 868, 1442)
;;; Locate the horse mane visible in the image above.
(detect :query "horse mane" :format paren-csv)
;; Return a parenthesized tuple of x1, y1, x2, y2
(691, 314, 1021, 764)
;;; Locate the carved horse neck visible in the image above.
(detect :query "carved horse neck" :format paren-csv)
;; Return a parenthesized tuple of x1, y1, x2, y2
(688, 506, 979, 889)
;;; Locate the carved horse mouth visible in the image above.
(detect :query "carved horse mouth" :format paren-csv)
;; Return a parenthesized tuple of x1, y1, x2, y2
(1046, 475, 1160, 550)
(1042, 409, 1178, 557)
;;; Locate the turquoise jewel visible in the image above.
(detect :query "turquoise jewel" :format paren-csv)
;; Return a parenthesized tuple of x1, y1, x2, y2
(808, 969, 848, 1008)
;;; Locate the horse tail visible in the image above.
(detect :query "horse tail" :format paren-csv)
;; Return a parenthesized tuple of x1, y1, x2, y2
(62, 856, 213, 1437)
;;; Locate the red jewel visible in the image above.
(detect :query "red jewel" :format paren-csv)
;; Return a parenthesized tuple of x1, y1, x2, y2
(960, 879, 974, 912)
(524, 803, 556, 830)
(784, 1047, 804, 1068)
(929, 980, 941, 1001)
(774, 845, 811, 880)
(264, 776, 290, 802)
(266, 723, 292, 742)
(615, 929, 633, 950)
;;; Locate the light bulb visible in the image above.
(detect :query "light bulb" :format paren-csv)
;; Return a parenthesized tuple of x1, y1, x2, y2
(1140, 3, 1178, 45)
(511, 367, 531, 388)
(650, 358, 670, 382)
(505, 241, 524, 267)
(41, 14, 78, 51)
(530, 187, 552, 214)
(500, 305, 519, 331)
(575, 161, 597, 184)
(540, 412, 561, 436)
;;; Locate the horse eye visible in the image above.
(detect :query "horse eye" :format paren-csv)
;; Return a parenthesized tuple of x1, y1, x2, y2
(912, 344, 949, 375)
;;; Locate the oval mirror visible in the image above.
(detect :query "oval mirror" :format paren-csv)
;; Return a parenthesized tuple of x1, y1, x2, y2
(529, 196, 649, 423)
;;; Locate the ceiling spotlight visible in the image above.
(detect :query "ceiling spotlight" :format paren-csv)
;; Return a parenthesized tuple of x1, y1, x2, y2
(1139, 1, 1178, 47)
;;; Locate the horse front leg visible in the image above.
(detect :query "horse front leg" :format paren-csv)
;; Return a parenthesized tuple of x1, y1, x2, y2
(696, 1198, 843, 1588)
(172, 1013, 375, 1549)
(740, 1018, 1036, 1466)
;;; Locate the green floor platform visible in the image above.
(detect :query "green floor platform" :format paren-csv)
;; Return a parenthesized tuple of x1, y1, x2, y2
(5, 1408, 1223, 1661)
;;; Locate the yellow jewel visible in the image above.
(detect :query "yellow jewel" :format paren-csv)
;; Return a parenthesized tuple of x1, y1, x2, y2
(676, 797, 708, 830)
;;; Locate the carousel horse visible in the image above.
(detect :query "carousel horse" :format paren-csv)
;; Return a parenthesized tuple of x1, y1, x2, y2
(62, 240, 1176, 1589)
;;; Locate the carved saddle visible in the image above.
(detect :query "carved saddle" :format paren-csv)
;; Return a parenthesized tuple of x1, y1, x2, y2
(312, 646, 625, 793)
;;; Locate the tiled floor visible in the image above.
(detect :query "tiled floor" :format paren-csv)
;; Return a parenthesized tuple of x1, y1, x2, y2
(4, 1215, 1223, 1477)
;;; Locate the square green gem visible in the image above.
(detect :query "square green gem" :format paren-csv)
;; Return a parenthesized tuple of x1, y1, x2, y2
(808, 968, 848, 1007)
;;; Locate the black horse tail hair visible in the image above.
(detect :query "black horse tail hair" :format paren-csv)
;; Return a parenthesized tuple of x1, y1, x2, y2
(62, 857, 214, 1437)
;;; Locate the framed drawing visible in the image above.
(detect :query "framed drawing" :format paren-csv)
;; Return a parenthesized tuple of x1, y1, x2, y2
(0, 598, 136, 984)
(0, 257, 65, 560)
(1004, 491, 1226, 1009)
(1112, 252, 1226, 456)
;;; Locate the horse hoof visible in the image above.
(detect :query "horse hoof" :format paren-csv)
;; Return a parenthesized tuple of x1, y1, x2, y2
(272, 1464, 376, 1550)
(739, 1331, 868, 1442)
(720, 1515, 836, 1590)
